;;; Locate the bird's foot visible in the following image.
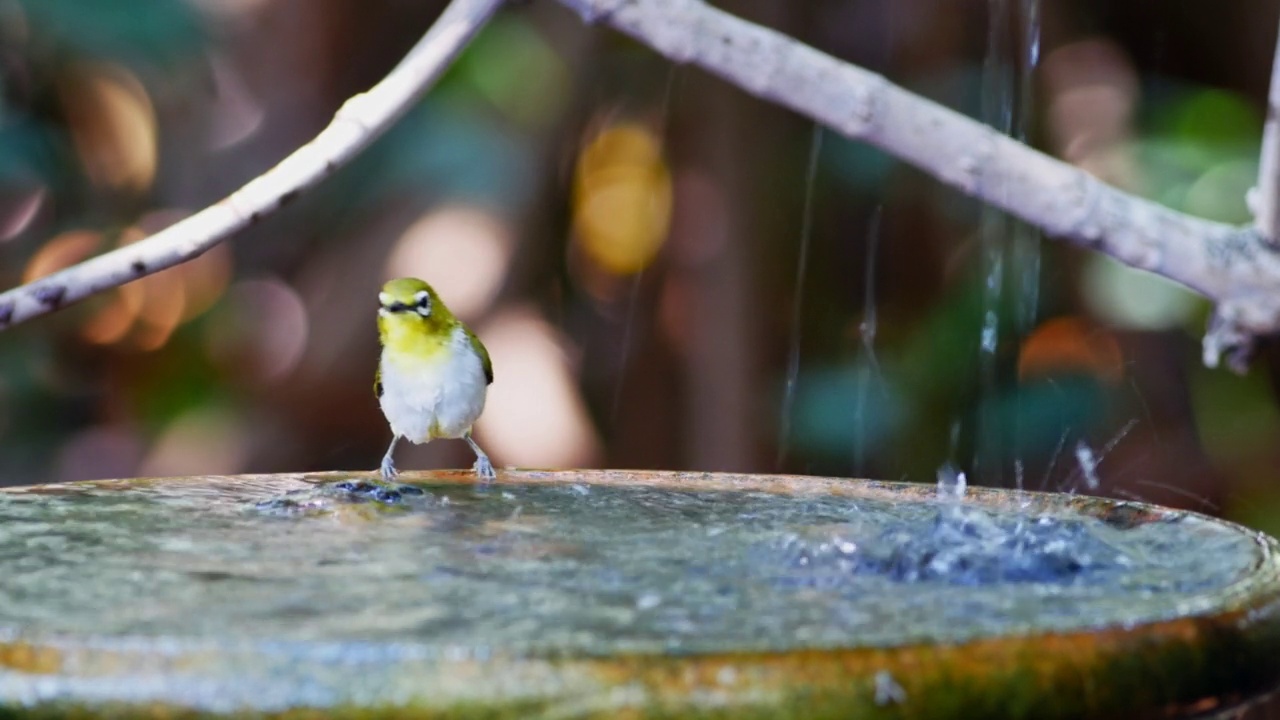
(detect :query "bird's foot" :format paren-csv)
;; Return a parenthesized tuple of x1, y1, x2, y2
(333, 478, 426, 504)
(380, 455, 399, 482)
(473, 455, 496, 481)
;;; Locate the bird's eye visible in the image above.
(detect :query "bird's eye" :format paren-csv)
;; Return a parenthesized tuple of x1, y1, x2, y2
(414, 290, 432, 317)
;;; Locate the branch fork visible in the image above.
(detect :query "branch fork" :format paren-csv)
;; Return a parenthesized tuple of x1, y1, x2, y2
(4, 0, 1280, 373)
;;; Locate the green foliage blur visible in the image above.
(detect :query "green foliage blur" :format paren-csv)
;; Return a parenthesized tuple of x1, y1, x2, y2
(1, 0, 1279, 538)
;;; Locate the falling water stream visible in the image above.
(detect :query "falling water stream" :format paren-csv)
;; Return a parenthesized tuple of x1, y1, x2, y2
(777, 125, 824, 466)
(852, 206, 884, 474)
(975, 0, 1042, 488)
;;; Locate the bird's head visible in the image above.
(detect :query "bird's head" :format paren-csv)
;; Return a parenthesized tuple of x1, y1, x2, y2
(378, 277, 457, 343)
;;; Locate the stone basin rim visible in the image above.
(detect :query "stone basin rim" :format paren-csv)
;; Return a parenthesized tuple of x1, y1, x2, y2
(3, 471, 1280, 718)
(7, 466, 1258, 514)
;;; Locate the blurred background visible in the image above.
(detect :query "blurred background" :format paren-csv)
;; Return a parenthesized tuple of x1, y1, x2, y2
(1, 0, 1279, 535)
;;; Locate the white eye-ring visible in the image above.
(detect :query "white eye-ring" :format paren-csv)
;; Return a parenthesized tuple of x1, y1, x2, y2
(414, 290, 432, 316)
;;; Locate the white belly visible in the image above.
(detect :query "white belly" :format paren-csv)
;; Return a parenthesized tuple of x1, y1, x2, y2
(379, 327, 488, 443)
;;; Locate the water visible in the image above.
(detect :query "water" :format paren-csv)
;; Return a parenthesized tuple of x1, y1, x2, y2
(853, 206, 884, 474)
(611, 67, 680, 423)
(936, 463, 967, 500)
(1064, 419, 1137, 493)
(0, 473, 1261, 653)
(1074, 441, 1101, 490)
(974, 0, 1042, 486)
(778, 125, 824, 467)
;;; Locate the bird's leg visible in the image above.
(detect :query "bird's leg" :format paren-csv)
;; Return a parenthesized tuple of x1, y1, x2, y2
(464, 433, 495, 481)
(380, 435, 400, 481)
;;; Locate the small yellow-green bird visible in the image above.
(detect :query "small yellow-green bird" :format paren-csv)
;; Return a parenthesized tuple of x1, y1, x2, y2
(375, 277, 495, 481)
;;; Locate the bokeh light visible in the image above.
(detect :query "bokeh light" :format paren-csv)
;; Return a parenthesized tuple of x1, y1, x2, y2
(205, 55, 266, 151)
(22, 230, 102, 282)
(55, 426, 144, 483)
(140, 406, 248, 478)
(187, 0, 272, 23)
(462, 17, 569, 129)
(0, 0, 28, 45)
(205, 278, 310, 383)
(1018, 316, 1124, 385)
(0, 187, 46, 243)
(57, 63, 157, 194)
(1184, 158, 1256, 222)
(1081, 255, 1202, 331)
(572, 122, 673, 278)
(82, 214, 231, 350)
(474, 306, 601, 468)
(385, 205, 512, 322)
(1043, 38, 1139, 186)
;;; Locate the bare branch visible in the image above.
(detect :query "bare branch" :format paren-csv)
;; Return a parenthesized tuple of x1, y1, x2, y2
(0, 0, 504, 331)
(1255, 13, 1280, 245)
(8, 0, 1280, 371)
(558, 0, 1280, 370)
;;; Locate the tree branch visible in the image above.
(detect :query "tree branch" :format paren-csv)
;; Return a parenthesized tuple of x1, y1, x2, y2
(7, 0, 1280, 372)
(559, 0, 1280, 371)
(1254, 12, 1280, 245)
(0, 0, 504, 331)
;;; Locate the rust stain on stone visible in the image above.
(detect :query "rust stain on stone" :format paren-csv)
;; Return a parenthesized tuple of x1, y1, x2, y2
(0, 642, 62, 674)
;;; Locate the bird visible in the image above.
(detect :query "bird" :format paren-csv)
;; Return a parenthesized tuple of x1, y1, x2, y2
(375, 277, 495, 481)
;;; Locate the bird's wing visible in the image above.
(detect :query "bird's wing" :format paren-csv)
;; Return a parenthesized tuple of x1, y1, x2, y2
(468, 329, 494, 385)
(374, 366, 383, 399)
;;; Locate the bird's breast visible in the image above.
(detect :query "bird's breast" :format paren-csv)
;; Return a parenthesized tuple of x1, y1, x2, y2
(379, 327, 488, 442)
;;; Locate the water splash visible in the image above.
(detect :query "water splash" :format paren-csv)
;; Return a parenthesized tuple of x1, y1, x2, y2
(1065, 419, 1138, 493)
(854, 503, 1133, 585)
(1041, 427, 1070, 491)
(777, 125, 825, 467)
(936, 463, 967, 501)
(874, 671, 907, 705)
(1074, 441, 1101, 491)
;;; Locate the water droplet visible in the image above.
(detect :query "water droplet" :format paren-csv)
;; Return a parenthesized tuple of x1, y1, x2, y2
(874, 670, 907, 705)
(1074, 441, 1100, 490)
(936, 464, 967, 500)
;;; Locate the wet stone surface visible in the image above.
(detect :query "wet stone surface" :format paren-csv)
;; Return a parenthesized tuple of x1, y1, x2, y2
(0, 473, 1262, 653)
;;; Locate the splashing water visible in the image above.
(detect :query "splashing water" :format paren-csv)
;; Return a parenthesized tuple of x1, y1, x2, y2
(1074, 441, 1101, 491)
(874, 671, 907, 706)
(936, 463, 968, 500)
(1065, 419, 1138, 493)
(851, 502, 1134, 585)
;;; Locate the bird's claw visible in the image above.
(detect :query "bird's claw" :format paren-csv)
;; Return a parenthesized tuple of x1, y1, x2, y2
(473, 456, 496, 481)
(334, 479, 425, 504)
(334, 480, 401, 503)
(380, 455, 399, 481)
